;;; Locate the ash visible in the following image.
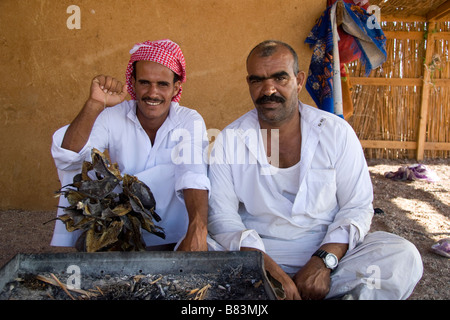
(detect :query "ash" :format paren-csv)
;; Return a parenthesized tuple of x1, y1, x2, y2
(0, 267, 270, 300)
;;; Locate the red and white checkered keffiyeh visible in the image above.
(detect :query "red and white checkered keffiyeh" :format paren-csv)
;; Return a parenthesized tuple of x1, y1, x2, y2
(125, 39, 186, 102)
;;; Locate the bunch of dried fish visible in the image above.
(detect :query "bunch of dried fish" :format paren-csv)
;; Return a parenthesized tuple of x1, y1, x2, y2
(54, 148, 165, 252)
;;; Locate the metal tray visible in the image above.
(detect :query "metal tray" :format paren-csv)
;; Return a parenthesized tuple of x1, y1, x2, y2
(0, 251, 276, 300)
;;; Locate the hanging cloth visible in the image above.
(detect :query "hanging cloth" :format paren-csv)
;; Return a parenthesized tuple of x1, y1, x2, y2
(305, 0, 387, 118)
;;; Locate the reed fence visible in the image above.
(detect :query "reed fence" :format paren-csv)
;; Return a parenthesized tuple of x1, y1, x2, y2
(347, 18, 449, 160)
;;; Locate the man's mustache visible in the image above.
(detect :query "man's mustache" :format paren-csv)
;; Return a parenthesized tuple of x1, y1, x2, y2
(141, 96, 163, 103)
(256, 94, 285, 105)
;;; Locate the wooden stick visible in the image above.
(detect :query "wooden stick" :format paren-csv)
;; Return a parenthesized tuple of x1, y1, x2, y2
(194, 284, 211, 300)
(149, 275, 163, 285)
(50, 273, 76, 300)
(417, 21, 437, 160)
(35, 274, 97, 298)
(96, 286, 104, 296)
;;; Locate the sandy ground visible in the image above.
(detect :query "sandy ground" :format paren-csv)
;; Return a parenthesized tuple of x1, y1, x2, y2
(366, 158, 449, 300)
(0, 158, 448, 300)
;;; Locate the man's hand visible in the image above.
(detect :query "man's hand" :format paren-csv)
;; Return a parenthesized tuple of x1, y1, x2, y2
(61, 75, 128, 152)
(293, 257, 331, 300)
(177, 223, 208, 251)
(293, 243, 348, 300)
(241, 247, 301, 300)
(176, 189, 209, 251)
(90, 75, 128, 109)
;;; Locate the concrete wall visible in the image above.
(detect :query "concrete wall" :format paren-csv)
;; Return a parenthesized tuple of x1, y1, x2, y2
(0, 0, 324, 210)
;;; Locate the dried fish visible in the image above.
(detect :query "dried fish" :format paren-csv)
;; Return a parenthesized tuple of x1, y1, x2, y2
(55, 148, 165, 252)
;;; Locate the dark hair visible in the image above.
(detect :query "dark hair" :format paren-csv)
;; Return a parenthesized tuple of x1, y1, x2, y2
(247, 40, 299, 75)
(131, 61, 180, 83)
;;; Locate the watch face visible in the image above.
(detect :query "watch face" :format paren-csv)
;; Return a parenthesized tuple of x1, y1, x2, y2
(325, 254, 338, 268)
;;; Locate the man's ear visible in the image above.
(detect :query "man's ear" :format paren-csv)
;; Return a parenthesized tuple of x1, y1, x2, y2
(172, 80, 181, 98)
(296, 71, 306, 92)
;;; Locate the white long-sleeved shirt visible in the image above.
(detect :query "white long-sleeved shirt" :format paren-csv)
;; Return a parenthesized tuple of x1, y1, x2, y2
(207, 101, 373, 273)
(51, 100, 210, 247)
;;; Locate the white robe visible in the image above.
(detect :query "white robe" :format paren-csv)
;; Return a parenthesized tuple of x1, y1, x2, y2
(208, 101, 373, 270)
(207, 101, 423, 299)
(51, 101, 210, 247)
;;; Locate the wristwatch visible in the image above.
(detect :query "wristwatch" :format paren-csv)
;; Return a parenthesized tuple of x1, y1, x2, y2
(312, 249, 338, 270)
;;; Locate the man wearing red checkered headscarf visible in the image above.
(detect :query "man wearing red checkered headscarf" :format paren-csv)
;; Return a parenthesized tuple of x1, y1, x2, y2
(50, 40, 210, 252)
(126, 39, 186, 103)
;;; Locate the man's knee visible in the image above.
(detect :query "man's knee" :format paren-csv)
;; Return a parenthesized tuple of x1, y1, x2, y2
(361, 232, 423, 299)
(331, 231, 423, 299)
(368, 231, 422, 269)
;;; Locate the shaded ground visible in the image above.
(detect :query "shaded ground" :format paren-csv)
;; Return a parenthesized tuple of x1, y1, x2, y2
(367, 158, 449, 300)
(0, 159, 448, 300)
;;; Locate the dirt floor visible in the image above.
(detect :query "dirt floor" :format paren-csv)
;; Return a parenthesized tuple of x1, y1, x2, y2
(366, 158, 449, 300)
(0, 158, 448, 300)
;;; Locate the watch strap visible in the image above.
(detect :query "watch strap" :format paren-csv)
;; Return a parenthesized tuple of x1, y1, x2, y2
(312, 249, 328, 259)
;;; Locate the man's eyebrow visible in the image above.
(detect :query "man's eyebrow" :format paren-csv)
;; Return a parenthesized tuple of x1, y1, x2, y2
(157, 80, 170, 85)
(248, 71, 290, 81)
(138, 79, 170, 85)
(271, 71, 290, 78)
